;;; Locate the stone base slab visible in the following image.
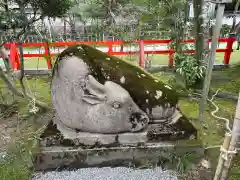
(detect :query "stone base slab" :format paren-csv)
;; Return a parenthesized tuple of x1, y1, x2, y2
(33, 116, 200, 172)
(40, 116, 198, 147)
(33, 143, 204, 172)
(41, 130, 148, 147)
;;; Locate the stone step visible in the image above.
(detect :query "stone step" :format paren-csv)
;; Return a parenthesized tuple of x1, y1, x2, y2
(33, 118, 200, 172)
(33, 142, 204, 172)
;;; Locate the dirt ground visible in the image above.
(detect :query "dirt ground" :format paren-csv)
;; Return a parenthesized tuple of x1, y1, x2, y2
(0, 116, 17, 152)
(0, 106, 52, 152)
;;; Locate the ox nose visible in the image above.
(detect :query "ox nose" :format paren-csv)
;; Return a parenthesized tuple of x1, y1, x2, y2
(141, 116, 149, 124)
(130, 112, 149, 125)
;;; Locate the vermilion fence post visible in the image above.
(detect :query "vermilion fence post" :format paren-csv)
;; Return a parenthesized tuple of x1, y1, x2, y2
(108, 42, 113, 55)
(139, 36, 145, 68)
(9, 43, 20, 70)
(168, 49, 174, 68)
(224, 37, 236, 65)
(44, 41, 52, 69)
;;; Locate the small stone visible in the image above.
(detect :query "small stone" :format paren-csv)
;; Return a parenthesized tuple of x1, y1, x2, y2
(146, 108, 150, 114)
(120, 76, 125, 84)
(0, 151, 7, 159)
(203, 124, 208, 129)
(164, 85, 172, 89)
(189, 134, 196, 140)
(75, 132, 116, 145)
(154, 90, 162, 99)
(118, 131, 148, 144)
(106, 57, 111, 60)
(154, 166, 163, 173)
(73, 138, 80, 146)
(200, 159, 211, 169)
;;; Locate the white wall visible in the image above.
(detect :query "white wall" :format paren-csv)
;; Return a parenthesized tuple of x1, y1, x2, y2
(189, 2, 240, 26)
(222, 17, 240, 25)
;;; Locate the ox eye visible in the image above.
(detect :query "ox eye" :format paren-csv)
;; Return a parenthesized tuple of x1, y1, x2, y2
(128, 106, 133, 111)
(112, 102, 121, 109)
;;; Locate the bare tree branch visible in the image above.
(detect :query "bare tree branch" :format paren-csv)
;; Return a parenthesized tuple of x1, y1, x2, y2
(17, 41, 26, 96)
(0, 46, 11, 72)
(0, 66, 49, 109)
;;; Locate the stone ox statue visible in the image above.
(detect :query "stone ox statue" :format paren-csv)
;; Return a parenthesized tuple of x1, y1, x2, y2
(48, 44, 197, 146)
(51, 56, 149, 134)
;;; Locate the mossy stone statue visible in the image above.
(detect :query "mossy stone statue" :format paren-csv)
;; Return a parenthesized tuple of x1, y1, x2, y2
(42, 44, 197, 147)
(53, 44, 178, 116)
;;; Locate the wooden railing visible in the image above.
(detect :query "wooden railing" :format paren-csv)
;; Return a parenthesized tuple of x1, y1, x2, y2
(4, 37, 236, 70)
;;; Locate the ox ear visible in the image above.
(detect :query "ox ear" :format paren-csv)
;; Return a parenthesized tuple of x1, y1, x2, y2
(82, 75, 107, 105)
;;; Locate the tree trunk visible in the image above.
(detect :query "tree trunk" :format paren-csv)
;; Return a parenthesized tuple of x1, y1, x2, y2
(231, 0, 240, 32)
(63, 17, 67, 41)
(193, 0, 204, 65)
(194, 0, 211, 63)
(47, 17, 53, 41)
(83, 21, 87, 35)
(0, 46, 11, 72)
(17, 41, 26, 95)
(3, 0, 11, 30)
(192, 0, 211, 89)
(201, 1, 211, 64)
(184, 0, 190, 38)
(68, 15, 77, 40)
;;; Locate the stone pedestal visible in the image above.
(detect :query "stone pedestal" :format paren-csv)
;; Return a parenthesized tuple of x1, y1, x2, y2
(39, 114, 197, 147)
(33, 143, 204, 172)
(33, 116, 200, 172)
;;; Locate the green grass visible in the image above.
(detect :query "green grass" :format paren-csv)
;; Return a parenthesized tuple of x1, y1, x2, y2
(153, 66, 239, 146)
(0, 76, 51, 180)
(153, 64, 240, 179)
(211, 65, 240, 95)
(24, 57, 49, 69)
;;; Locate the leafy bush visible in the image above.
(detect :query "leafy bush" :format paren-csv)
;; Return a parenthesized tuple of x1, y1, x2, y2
(34, 0, 72, 18)
(174, 53, 206, 88)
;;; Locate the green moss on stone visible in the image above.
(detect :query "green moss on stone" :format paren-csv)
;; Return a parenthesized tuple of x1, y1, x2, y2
(53, 44, 179, 110)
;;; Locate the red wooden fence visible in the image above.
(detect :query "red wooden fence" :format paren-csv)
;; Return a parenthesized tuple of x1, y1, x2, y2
(4, 37, 236, 70)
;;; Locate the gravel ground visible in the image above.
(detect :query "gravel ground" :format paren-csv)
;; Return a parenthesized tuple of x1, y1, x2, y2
(32, 167, 178, 180)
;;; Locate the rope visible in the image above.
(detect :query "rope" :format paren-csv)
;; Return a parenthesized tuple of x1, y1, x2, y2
(220, 146, 237, 161)
(208, 90, 232, 133)
(189, 89, 233, 151)
(190, 89, 232, 133)
(24, 77, 39, 114)
(22, 29, 44, 114)
(28, 97, 39, 114)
